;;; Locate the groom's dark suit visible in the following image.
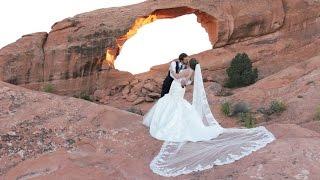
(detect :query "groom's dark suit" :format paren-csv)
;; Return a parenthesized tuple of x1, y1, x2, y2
(160, 60, 183, 97)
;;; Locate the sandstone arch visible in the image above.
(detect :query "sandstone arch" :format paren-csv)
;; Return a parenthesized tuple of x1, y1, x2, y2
(0, 0, 290, 95)
(105, 6, 218, 68)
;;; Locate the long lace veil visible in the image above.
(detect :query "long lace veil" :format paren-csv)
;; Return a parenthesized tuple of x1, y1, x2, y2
(149, 64, 276, 177)
(192, 64, 223, 128)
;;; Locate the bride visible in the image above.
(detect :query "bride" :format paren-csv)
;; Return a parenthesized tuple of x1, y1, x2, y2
(143, 58, 223, 142)
(143, 58, 275, 177)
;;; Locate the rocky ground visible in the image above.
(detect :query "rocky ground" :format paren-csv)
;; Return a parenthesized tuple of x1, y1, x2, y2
(0, 79, 320, 179)
(1, 48, 320, 180)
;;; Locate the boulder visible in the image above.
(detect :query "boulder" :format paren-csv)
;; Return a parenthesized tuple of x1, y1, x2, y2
(99, 96, 110, 104)
(132, 97, 145, 105)
(130, 79, 140, 86)
(147, 92, 161, 99)
(143, 82, 155, 92)
(93, 90, 108, 100)
(145, 96, 154, 102)
(126, 94, 138, 102)
(131, 83, 143, 94)
(122, 85, 131, 96)
(140, 88, 149, 96)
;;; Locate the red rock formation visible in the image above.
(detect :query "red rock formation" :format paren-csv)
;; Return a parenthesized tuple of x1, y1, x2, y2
(105, 6, 220, 66)
(0, 32, 47, 85)
(225, 55, 320, 129)
(0, 0, 291, 95)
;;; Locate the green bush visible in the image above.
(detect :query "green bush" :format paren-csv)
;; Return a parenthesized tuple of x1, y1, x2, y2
(225, 53, 258, 88)
(74, 92, 93, 102)
(79, 92, 92, 101)
(232, 102, 250, 116)
(315, 106, 320, 121)
(221, 101, 231, 116)
(43, 83, 54, 93)
(239, 112, 255, 128)
(270, 100, 286, 114)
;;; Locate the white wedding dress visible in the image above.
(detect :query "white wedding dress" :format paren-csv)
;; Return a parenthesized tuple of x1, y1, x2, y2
(143, 79, 223, 142)
(143, 65, 275, 177)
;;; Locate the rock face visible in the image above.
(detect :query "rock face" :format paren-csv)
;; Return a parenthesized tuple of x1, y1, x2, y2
(0, 0, 304, 95)
(1, 81, 320, 179)
(223, 55, 320, 131)
(0, 32, 47, 85)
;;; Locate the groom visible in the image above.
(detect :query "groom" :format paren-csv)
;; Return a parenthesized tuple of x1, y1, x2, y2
(160, 53, 189, 97)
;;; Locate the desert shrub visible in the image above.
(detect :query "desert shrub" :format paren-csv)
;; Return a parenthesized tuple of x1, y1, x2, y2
(315, 105, 320, 121)
(74, 92, 93, 102)
(220, 101, 231, 116)
(79, 92, 92, 101)
(257, 107, 274, 116)
(225, 53, 258, 88)
(232, 102, 250, 116)
(66, 139, 75, 145)
(239, 112, 255, 128)
(257, 100, 287, 116)
(270, 100, 286, 114)
(43, 83, 54, 93)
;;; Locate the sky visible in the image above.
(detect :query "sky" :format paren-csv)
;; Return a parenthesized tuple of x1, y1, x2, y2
(0, 0, 146, 48)
(0, 0, 211, 74)
(115, 14, 211, 74)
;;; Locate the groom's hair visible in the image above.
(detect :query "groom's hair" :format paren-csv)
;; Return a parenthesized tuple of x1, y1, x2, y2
(189, 58, 198, 70)
(178, 53, 188, 61)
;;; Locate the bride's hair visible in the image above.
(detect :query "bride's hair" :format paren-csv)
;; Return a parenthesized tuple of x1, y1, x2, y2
(189, 58, 198, 70)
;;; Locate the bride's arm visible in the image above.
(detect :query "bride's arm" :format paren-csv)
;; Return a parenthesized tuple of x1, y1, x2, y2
(170, 68, 186, 79)
(186, 70, 193, 81)
(182, 70, 193, 85)
(179, 70, 193, 87)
